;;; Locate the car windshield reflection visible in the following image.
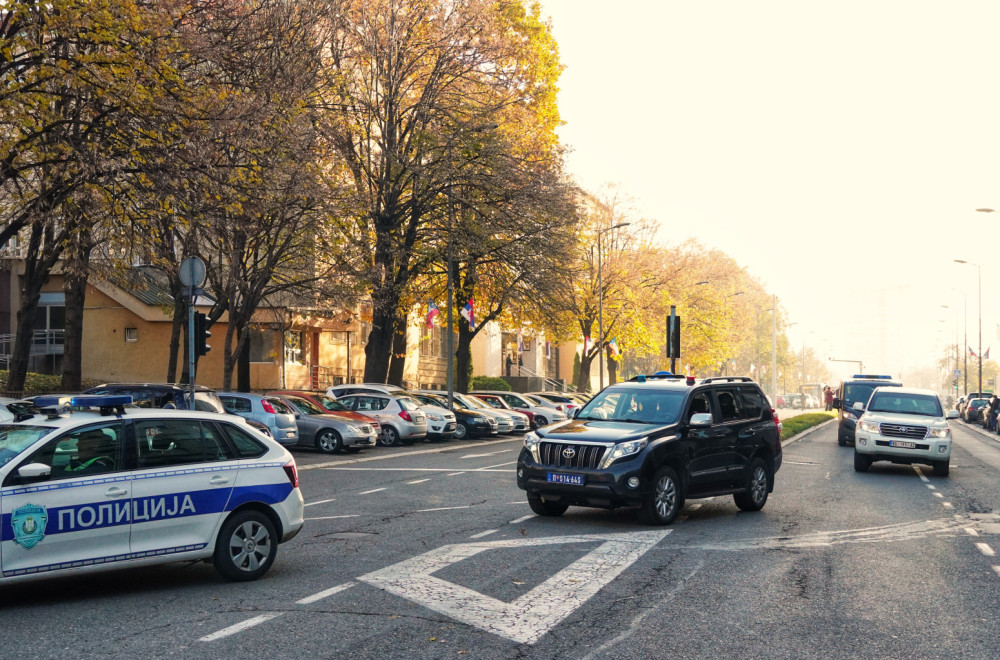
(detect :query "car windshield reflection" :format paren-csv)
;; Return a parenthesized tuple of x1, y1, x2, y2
(577, 389, 685, 424)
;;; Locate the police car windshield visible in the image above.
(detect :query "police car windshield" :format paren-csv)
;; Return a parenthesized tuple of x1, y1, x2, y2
(578, 389, 685, 424)
(0, 425, 52, 467)
(867, 393, 943, 417)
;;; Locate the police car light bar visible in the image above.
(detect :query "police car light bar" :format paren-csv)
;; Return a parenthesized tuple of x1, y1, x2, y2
(34, 395, 133, 417)
(852, 374, 893, 379)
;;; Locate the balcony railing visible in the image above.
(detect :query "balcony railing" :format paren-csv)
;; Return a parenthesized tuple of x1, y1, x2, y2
(0, 330, 65, 365)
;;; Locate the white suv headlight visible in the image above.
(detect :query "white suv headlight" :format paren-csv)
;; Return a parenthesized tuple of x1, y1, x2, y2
(599, 437, 649, 469)
(858, 420, 881, 433)
(928, 427, 950, 438)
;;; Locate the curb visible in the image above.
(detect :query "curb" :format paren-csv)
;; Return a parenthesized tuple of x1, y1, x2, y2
(957, 418, 1000, 444)
(781, 418, 836, 447)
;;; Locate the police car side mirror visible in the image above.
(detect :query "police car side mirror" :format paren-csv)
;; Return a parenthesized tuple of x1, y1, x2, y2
(853, 401, 865, 412)
(689, 412, 713, 427)
(832, 398, 841, 409)
(947, 410, 960, 419)
(17, 463, 51, 482)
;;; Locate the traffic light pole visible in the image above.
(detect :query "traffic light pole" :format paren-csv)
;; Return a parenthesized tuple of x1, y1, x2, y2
(187, 287, 196, 404)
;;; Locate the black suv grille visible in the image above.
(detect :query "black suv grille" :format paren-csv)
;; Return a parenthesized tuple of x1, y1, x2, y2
(878, 423, 927, 440)
(539, 442, 607, 469)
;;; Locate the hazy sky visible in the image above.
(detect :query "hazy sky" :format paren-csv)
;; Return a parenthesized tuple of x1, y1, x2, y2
(538, 0, 1000, 384)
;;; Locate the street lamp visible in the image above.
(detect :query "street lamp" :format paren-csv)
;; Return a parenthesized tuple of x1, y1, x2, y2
(954, 259, 981, 395)
(597, 221, 631, 390)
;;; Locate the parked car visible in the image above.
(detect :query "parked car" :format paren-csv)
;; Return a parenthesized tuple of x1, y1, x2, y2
(529, 391, 582, 417)
(328, 384, 455, 440)
(474, 392, 536, 428)
(469, 390, 568, 428)
(217, 392, 300, 446)
(517, 373, 781, 524)
(465, 394, 530, 433)
(82, 383, 274, 437)
(326, 383, 406, 399)
(451, 393, 510, 433)
(0, 394, 303, 582)
(268, 393, 378, 454)
(409, 391, 494, 440)
(265, 390, 382, 438)
(963, 397, 990, 423)
(337, 393, 428, 446)
(852, 387, 958, 476)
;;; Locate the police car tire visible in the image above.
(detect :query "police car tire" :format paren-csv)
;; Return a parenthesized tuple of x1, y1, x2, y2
(837, 435, 847, 447)
(214, 510, 278, 582)
(316, 429, 343, 454)
(932, 459, 950, 477)
(853, 450, 871, 472)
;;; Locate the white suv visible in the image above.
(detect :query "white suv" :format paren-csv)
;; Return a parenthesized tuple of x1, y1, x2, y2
(0, 395, 304, 583)
(853, 387, 959, 476)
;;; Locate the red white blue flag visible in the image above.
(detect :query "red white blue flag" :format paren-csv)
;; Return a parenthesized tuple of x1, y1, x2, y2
(460, 298, 475, 330)
(426, 301, 439, 329)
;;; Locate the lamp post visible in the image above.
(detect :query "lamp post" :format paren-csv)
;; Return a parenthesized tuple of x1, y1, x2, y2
(721, 290, 744, 375)
(954, 259, 981, 396)
(597, 222, 630, 390)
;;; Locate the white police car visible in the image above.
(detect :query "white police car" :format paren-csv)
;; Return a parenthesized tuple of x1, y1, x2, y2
(0, 395, 304, 582)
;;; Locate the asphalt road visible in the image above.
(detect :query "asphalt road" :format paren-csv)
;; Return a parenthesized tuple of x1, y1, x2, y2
(3, 420, 1000, 659)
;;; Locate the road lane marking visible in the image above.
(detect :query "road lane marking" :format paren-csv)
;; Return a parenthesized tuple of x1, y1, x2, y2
(298, 438, 523, 471)
(304, 498, 336, 507)
(993, 566, 1000, 578)
(688, 503, 703, 511)
(470, 529, 499, 539)
(926, 485, 936, 490)
(943, 502, 953, 508)
(967, 528, 980, 536)
(321, 467, 515, 473)
(447, 472, 466, 476)
(461, 450, 511, 459)
(976, 543, 996, 557)
(359, 488, 387, 495)
(933, 492, 944, 498)
(306, 515, 361, 521)
(200, 613, 283, 642)
(296, 582, 356, 605)
(359, 530, 671, 645)
(510, 515, 535, 524)
(407, 478, 431, 484)
(475, 461, 517, 471)
(416, 505, 474, 512)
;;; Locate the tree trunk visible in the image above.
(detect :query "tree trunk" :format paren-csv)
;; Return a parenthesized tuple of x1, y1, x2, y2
(607, 351, 619, 386)
(387, 324, 406, 386)
(166, 282, 186, 383)
(575, 351, 596, 393)
(363, 303, 396, 383)
(237, 331, 251, 392)
(61, 265, 88, 392)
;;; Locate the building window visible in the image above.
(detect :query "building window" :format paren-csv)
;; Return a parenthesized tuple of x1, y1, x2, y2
(124, 328, 138, 343)
(248, 328, 276, 362)
(284, 331, 305, 364)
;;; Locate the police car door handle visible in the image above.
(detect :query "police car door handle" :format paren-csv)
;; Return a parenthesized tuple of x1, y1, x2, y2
(105, 487, 129, 498)
(209, 475, 230, 485)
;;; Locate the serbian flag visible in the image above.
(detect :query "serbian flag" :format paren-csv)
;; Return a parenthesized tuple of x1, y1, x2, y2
(517, 332, 526, 352)
(583, 335, 591, 355)
(426, 300, 440, 329)
(970, 346, 978, 358)
(608, 337, 621, 357)
(460, 297, 475, 330)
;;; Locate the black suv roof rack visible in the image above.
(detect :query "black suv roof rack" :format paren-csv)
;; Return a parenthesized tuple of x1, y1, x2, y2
(701, 377, 754, 383)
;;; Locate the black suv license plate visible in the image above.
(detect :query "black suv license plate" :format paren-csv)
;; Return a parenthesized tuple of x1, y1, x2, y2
(547, 472, 584, 486)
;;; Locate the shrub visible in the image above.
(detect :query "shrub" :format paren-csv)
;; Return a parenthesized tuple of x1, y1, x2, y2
(470, 375, 511, 391)
(779, 411, 836, 441)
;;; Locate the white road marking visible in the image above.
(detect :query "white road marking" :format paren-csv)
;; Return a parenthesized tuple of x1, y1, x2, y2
(967, 528, 980, 536)
(416, 505, 474, 512)
(306, 515, 361, 521)
(474, 461, 517, 471)
(407, 478, 431, 484)
(359, 530, 671, 645)
(510, 515, 535, 524)
(447, 472, 466, 476)
(322, 467, 515, 473)
(688, 503, 703, 511)
(298, 438, 523, 471)
(461, 449, 510, 459)
(943, 502, 954, 508)
(993, 566, 1000, 578)
(304, 498, 336, 508)
(926, 484, 936, 490)
(933, 492, 944, 498)
(359, 488, 387, 495)
(296, 582, 356, 605)
(470, 529, 499, 539)
(825, 472, 830, 480)
(200, 613, 283, 642)
(976, 543, 996, 557)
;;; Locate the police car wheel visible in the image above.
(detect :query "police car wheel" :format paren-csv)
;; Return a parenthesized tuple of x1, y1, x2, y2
(316, 429, 343, 454)
(214, 510, 278, 581)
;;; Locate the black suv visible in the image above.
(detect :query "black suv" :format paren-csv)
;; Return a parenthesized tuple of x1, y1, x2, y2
(831, 375, 902, 446)
(516, 374, 782, 525)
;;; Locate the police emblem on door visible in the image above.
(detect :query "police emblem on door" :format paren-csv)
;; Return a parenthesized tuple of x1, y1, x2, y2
(12, 503, 47, 549)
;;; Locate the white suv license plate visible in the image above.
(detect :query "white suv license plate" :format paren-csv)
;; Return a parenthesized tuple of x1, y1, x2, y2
(891, 440, 916, 449)
(547, 472, 584, 486)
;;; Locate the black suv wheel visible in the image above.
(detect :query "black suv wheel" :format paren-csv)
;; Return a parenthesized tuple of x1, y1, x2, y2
(733, 457, 769, 511)
(527, 494, 568, 517)
(638, 466, 682, 525)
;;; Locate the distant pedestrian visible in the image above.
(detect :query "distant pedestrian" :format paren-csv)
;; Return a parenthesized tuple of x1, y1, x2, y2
(505, 354, 513, 377)
(517, 354, 523, 376)
(824, 386, 834, 411)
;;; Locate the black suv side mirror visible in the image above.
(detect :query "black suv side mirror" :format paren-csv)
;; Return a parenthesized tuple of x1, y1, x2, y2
(831, 397, 841, 409)
(689, 412, 713, 427)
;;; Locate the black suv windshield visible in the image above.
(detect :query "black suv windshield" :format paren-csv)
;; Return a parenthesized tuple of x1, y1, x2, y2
(579, 388, 686, 424)
(844, 383, 881, 407)
(867, 392, 943, 416)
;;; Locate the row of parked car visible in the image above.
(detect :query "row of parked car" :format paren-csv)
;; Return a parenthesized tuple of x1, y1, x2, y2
(2, 383, 591, 454)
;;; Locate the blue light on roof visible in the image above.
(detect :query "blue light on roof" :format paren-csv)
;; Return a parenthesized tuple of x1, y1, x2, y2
(852, 375, 893, 379)
(70, 395, 134, 408)
(33, 396, 72, 408)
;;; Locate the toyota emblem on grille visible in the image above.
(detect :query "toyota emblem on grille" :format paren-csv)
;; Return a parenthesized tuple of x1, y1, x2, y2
(562, 447, 577, 459)
(895, 426, 908, 433)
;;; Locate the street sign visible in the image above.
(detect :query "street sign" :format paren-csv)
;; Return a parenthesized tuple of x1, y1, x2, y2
(179, 256, 206, 288)
(954, 369, 962, 378)
(359, 530, 670, 645)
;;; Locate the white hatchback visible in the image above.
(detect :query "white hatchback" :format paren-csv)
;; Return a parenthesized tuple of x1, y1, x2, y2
(853, 387, 959, 476)
(0, 395, 304, 583)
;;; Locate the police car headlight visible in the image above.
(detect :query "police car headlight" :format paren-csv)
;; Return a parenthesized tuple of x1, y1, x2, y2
(524, 431, 541, 462)
(599, 437, 649, 469)
(928, 427, 950, 438)
(843, 410, 858, 420)
(858, 420, 881, 433)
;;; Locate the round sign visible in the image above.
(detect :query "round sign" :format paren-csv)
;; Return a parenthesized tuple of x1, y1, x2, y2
(179, 256, 206, 287)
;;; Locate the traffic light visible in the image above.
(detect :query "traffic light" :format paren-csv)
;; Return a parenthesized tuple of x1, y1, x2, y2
(194, 312, 211, 356)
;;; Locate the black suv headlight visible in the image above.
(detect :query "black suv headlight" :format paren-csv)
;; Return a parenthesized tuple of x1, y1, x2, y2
(598, 437, 648, 469)
(523, 431, 541, 462)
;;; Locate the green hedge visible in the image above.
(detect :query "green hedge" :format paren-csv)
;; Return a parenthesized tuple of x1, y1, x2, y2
(779, 411, 836, 441)
(0, 371, 103, 397)
(470, 375, 511, 391)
